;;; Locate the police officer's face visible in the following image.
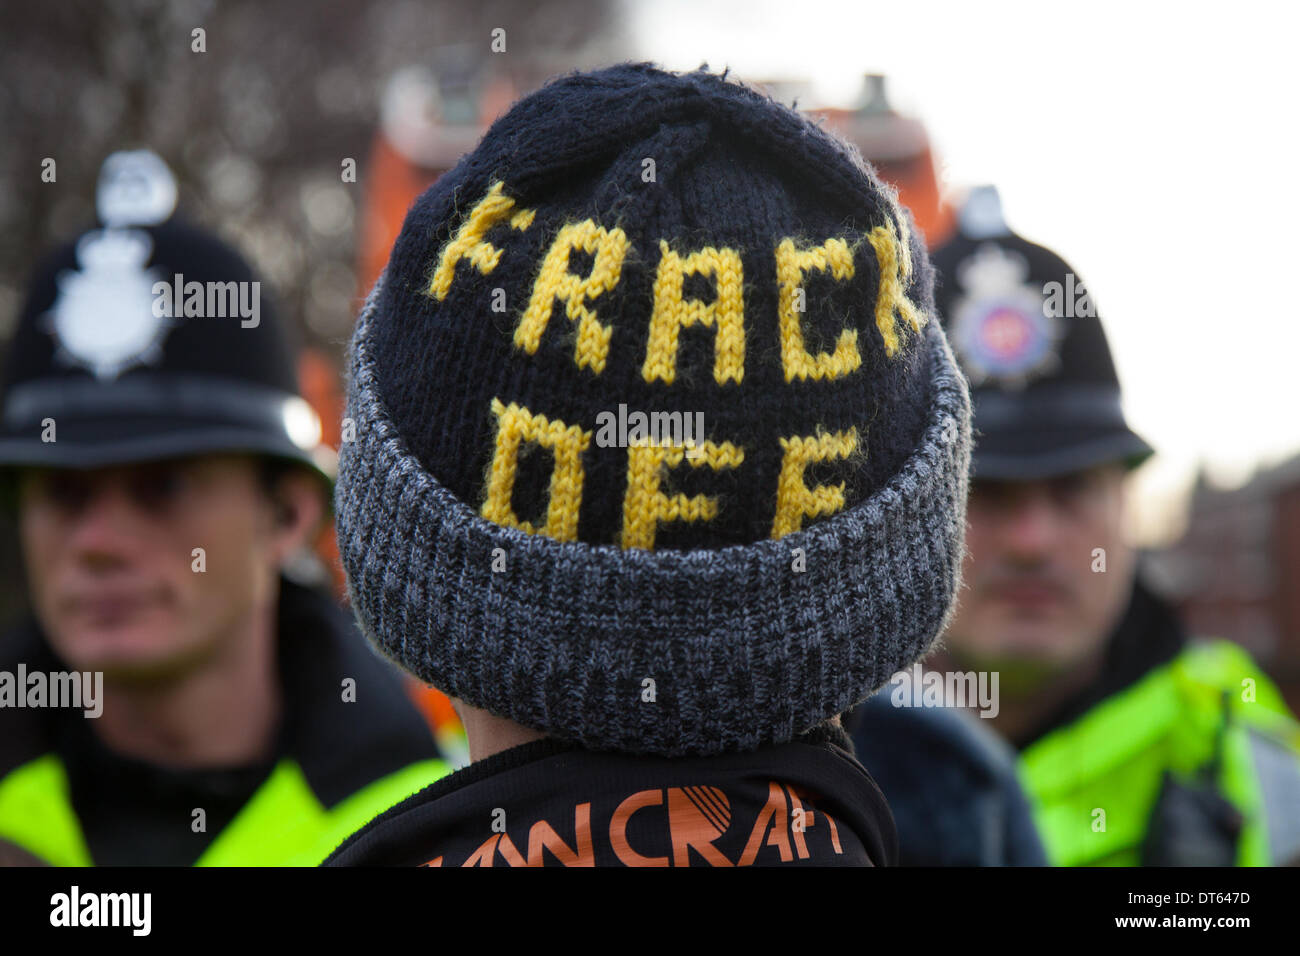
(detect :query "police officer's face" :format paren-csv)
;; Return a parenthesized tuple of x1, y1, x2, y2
(17, 455, 305, 679)
(942, 463, 1134, 678)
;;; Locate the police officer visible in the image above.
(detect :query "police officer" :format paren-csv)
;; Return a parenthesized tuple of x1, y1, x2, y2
(0, 151, 450, 866)
(928, 194, 1300, 866)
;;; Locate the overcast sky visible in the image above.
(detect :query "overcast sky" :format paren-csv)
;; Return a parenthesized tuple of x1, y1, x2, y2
(627, 0, 1300, 543)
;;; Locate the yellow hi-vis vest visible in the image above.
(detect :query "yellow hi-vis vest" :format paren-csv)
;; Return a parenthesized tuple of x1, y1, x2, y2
(0, 753, 447, 866)
(1019, 640, 1300, 866)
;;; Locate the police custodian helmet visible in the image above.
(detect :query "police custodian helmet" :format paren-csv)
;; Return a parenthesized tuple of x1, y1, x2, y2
(931, 187, 1153, 480)
(0, 151, 326, 476)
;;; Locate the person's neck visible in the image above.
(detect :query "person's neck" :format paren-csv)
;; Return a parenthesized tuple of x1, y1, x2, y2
(453, 706, 843, 763)
(454, 701, 548, 763)
(927, 646, 1107, 746)
(91, 599, 283, 768)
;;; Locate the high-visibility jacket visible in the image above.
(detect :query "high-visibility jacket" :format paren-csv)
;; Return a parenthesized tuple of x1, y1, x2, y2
(1019, 639, 1300, 866)
(0, 750, 445, 866)
(0, 578, 450, 866)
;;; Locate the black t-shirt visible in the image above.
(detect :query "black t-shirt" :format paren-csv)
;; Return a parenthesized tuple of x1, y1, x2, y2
(53, 709, 276, 865)
(325, 723, 896, 867)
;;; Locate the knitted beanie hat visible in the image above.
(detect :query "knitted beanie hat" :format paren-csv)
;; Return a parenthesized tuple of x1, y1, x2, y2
(337, 63, 972, 757)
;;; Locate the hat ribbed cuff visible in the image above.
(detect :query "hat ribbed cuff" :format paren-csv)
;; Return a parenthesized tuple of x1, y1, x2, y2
(336, 281, 971, 757)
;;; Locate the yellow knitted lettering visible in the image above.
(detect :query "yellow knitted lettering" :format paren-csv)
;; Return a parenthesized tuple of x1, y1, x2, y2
(643, 241, 745, 385)
(776, 238, 861, 382)
(866, 217, 926, 357)
(481, 398, 591, 542)
(428, 181, 520, 301)
(509, 208, 536, 231)
(515, 220, 630, 374)
(771, 428, 858, 538)
(621, 439, 745, 550)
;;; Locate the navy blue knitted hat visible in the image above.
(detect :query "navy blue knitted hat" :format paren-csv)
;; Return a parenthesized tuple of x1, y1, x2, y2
(336, 63, 972, 756)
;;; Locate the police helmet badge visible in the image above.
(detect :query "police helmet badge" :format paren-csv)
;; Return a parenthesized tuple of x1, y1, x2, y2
(42, 150, 179, 381)
(948, 242, 1062, 390)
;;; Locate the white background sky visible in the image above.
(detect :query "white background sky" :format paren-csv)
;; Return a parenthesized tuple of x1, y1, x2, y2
(625, 0, 1300, 544)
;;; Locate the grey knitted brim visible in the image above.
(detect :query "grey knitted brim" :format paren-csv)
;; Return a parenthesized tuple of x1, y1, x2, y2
(336, 279, 972, 757)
